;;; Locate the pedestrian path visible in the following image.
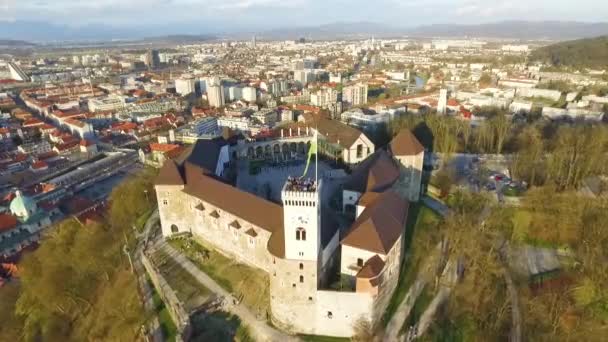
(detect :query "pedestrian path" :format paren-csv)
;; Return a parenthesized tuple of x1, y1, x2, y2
(159, 240, 299, 342)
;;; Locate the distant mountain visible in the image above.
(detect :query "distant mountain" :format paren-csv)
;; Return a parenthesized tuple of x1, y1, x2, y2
(142, 35, 217, 44)
(0, 39, 36, 47)
(2, 20, 608, 43)
(529, 35, 608, 69)
(252, 22, 400, 40)
(408, 21, 608, 40)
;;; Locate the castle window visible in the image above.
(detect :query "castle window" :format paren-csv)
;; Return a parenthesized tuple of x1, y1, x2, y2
(298, 252, 304, 257)
(300, 275, 304, 283)
(357, 258, 364, 267)
(170, 224, 178, 233)
(163, 199, 168, 205)
(327, 311, 333, 319)
(296, 227, 306, 241)
(299, 263, 303, 270)
(308, 296, 313, 301)
(292, 283, 296, 288)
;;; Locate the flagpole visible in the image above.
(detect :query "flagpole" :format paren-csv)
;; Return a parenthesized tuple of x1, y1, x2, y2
(315, 126, 318, 186)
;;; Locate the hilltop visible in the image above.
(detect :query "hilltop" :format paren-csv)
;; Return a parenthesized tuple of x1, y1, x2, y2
(530, 35, 608, 69)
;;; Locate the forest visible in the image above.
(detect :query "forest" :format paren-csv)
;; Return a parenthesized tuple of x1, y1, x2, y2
(0, 168, 157, 341)
(529, 35, 608, 70)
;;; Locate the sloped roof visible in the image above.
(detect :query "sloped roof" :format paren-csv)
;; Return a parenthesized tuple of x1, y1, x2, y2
(187, 138, 227, 174)
(0, 214, 18, 233)
(155, 160, 184, 186)
(390, 129, 424, 156)
(345, 150, 400, 193)
(182, 162, 283, 235)
(356, 254, 385, 279)
(341, 191, 408, 255)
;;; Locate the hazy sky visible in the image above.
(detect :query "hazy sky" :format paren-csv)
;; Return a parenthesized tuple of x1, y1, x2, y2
(1, 0, 608, 29)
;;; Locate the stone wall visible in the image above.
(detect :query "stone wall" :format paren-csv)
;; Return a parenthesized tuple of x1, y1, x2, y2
(395, 151, 424, 202)
(156, 184, 273, 273)
(141, 251, 192, 342)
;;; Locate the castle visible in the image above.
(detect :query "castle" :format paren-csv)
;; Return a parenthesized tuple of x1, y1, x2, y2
(154, 128, 424, 337)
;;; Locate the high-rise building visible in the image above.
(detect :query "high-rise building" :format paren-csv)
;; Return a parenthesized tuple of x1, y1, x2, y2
(294, 70, 314, 86)
(227, 86, 243, 101)
(251, 35, 257, 49)
(144, 50, 161, 69)
(207, 77, 225, 108)
(342, 83, 368, 108)
(242, 87, 257, 103)
(175, 77, 196, 96)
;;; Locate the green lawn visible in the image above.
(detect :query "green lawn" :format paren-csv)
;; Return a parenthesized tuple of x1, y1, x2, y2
(168, 237, 270, 317)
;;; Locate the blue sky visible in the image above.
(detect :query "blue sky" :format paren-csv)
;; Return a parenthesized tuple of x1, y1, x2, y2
(1, 0, 607, 29)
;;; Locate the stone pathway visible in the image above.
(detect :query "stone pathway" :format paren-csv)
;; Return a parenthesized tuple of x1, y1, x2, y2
(159, 240, 299, 342)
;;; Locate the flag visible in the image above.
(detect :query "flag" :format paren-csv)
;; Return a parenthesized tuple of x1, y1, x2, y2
(301, 130, 318, 178)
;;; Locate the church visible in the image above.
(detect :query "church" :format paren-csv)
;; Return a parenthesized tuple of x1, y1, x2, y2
(155, 128, 424, 337)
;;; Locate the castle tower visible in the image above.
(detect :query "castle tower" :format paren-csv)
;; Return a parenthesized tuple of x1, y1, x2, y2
(281, 178, 322, 261)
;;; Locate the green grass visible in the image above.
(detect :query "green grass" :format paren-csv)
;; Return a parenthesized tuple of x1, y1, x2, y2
(150, 286, 178, 342)
(135, 208, 154, 232)
(298, 334, 350, 342)
(383, 203, 442, 325)
(168, 237, 270, 316)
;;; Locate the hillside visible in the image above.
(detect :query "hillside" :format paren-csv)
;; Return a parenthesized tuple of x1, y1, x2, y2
(530, 35, 608, 69)
(409, 21, 608, 40)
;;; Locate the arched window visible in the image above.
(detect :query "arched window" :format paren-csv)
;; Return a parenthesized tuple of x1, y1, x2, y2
(296, 227, 306, 241)
(299, 275, 304, 283)
(299, 263, 304, 270)
(170, 224, 179, 233)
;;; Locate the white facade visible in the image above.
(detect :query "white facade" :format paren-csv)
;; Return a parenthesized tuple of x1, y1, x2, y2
(242, 87, 257, 103)
(281, 182, 322, 261)
(175, 78, 196, 96)
(207, 79, 225, 108)
(342, 83, 368, 108)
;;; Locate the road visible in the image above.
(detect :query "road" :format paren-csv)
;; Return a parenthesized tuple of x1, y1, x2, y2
(159, 240, 299, 342)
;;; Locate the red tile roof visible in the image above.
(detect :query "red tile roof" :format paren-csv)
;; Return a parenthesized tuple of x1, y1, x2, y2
(0, 214, 18, 233)
(150, 143, 180, 153)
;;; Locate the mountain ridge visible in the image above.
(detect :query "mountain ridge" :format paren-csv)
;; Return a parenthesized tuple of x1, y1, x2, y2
(2, 20, 608, 42)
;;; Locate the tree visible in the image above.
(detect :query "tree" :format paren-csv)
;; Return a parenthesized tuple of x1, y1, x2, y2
(511, 125, 546, 186)
(479, 73, 493, 87)
(546, 125, 608, 191)
(7, 170, 157, 341)
(491, 114, 512, 154)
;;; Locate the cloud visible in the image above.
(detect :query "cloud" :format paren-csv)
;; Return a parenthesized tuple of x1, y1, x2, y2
(214, 0, 306, 10)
